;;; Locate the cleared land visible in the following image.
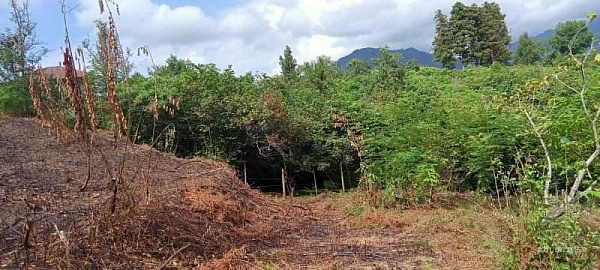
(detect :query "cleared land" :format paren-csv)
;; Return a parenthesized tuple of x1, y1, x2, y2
(0, 117, 429, 269)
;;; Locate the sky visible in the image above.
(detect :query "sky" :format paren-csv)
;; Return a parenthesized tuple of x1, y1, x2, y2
(1, 0, 599, 74)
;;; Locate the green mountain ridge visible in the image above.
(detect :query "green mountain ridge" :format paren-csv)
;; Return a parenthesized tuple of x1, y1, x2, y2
(338, 19, 600, 68)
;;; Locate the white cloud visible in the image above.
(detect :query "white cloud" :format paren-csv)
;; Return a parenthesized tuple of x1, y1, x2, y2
(65, 0, 600, 74)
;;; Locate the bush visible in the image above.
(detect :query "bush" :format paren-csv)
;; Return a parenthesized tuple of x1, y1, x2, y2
(506, 199, 600, 269)
(0, 80, 33, 116)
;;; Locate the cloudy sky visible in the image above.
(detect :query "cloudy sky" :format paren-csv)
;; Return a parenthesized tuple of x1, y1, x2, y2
(0, 0, 599, 74)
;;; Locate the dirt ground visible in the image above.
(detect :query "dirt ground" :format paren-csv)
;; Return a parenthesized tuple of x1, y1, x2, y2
(0, 116, 528, 269)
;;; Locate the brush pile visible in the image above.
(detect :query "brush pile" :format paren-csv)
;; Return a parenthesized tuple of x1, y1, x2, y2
(0, 117, 293, 269)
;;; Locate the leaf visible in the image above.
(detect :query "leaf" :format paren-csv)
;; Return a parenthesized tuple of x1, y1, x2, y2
(588, 12, 597, 22)
(594, 54, 600, 65)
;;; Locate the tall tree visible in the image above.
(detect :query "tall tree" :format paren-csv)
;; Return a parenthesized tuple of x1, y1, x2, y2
(443, 1, 510, 67)
(550, 20, 594, 55)
(0, 0, 47, 81)
(279, 45, 297, 82)
(432, 9, 456, 69)
(449, 2, 478, 66)
(513, 32, 542, 65)
(476, 2, 510, 65)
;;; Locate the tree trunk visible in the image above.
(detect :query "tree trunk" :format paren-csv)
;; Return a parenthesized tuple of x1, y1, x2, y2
(243, 161, 247, 185)
(313, 168, 318, 195)
(281, 168, 286, 198)
(340, 162, 345, 192)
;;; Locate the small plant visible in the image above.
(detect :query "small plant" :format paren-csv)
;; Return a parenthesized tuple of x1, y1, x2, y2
(343, 204, 365, 217)
(411, 239, 432, 251)
(257, 261, 279, 270)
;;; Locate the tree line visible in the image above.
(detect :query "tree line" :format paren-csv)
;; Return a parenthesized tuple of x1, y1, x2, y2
(433, 1, 595, 67)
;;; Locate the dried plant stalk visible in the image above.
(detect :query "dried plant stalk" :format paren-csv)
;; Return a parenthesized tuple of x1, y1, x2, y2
(79, 53, 97, 133)
(28, 73, 45, 123)
(37, 66, 54, 103)
(105, 15, 128, 139)
(63, 47, 86, 140)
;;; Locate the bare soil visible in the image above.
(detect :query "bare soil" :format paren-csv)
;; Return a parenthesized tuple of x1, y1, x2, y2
(0, 117, 434, 269)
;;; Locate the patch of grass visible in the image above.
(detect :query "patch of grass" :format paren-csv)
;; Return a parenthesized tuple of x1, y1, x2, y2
(411, 239, 432, 251)
(499, 250, 519, 270)
(421, 259, 434, 270)
(343, 204, 365, 217)
(256, 261, 279, 270)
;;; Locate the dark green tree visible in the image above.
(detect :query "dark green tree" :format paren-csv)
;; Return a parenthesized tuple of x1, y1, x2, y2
(445, 2, 510, 67)
(513, 32, 542, 65)
(476, 2, 510, 65)
(449, 2, 478, 66)
(550, 20, 594, 55)
(432, 9, 456, 69)
(279, 45, 297, 81)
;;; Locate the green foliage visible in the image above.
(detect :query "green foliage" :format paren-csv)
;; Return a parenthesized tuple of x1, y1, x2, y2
(279, 45, 297, 82)
(371, 46, 407, 92)
(514, 32, 543, 65)
(550, 20, 594, 55)
(347, 59, 370, 76)
(476, 2, 511, 65)
(0, 0, 46, 117)
(411, 239, 432, 251)
(77, 31, 600, 207)
(0, 79, 32, 115)
(449, 2, 478, 65)
(0, 0, 47, 82)
(433, 9, 456, 69)
(343, 204, 365, 217)
(515, 204, 600, 269)
(442, 1, 511, 67)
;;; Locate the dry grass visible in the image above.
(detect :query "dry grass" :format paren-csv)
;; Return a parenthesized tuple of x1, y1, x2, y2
(287, 192, 513, 270)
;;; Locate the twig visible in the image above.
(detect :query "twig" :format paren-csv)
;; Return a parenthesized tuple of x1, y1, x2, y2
(178, 168, 226, 179)
(174, 160, 206, 169)
(156, 243, 191, 270)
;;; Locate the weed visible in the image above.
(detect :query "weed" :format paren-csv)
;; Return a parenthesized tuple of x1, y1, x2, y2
(499, 250, 519, 270)
(421, 259, 433, 270)
(257, 261, 279, 270)
(411, 239, 432, 251)
(343, 204, 365, 217)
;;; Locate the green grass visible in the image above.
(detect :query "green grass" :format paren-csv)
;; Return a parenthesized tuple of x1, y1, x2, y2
(343, 204, 365, 217)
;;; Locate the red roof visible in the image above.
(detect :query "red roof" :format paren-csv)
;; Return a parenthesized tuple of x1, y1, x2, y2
(40, 66, 86, 79)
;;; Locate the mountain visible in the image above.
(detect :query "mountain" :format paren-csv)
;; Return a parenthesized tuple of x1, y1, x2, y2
(337, 47, 442, 70)
(338, 19, 600, 69)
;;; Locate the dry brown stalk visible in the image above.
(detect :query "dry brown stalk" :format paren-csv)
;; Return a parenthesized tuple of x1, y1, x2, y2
(78, 51, 97, 133)
(37, 65, 54, 103)
(28, 73, 45, 124)
(104, 15, 128, 139)
(63, 47, 86, 140)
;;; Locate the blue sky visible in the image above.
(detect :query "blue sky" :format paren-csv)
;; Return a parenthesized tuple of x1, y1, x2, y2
(1, 0, 599, 74)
